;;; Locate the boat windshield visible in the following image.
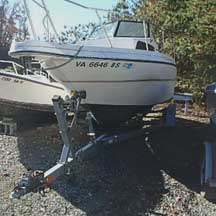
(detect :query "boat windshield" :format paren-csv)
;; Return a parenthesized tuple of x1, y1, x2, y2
(0, 61, 24, 75)
(115, 21, 150, 38)
(15, 64, 25, 75)
(0, 65, 15, 73)
(89, 22, 117, 39)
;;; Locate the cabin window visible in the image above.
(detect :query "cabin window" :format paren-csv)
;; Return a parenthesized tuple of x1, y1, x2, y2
(115, 21, 150, 38)
(136, 41, 155, 51)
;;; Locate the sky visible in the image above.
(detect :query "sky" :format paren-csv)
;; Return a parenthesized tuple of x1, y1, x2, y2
(9, 0, 118, 37)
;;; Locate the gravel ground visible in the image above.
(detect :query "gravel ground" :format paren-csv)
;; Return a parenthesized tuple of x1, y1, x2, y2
(1, 111, 216, 216)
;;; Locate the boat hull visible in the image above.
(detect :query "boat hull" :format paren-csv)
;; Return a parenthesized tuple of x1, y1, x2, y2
(45, 57, 175, 126)
(0, 98, 56, 122)
(43, 57, 176, 106)
(9, 40, 176, 105)
(0, 72, 66, 118)
(9, 40, 177, 125)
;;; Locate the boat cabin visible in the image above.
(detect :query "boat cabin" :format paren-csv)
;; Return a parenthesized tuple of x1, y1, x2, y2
(82, 20, 158, 51)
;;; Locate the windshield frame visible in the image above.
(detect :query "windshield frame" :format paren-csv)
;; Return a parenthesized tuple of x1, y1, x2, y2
(114, 20, 151, 38)
(88, 21, 118, 39)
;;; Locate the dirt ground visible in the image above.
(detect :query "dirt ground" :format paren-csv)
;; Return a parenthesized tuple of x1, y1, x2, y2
(1, 109, 216, 216)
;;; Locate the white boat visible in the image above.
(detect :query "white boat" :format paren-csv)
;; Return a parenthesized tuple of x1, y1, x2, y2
(9, 2, 176, 126)
(0, 60, 66, 118)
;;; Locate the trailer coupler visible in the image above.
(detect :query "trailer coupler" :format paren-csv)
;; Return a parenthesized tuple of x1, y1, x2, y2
(10, 170, 47, 199)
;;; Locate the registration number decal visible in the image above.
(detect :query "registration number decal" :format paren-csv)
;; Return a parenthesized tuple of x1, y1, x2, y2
(1, 76, 24, 84)
(76, 61, 133, 69)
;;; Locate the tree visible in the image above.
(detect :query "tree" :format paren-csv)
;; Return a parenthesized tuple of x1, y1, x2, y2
(59, 23, 96, 44)
(0, 0, 28, 48)
(108, 0, 140, 21)
(135, 0, 216, 102)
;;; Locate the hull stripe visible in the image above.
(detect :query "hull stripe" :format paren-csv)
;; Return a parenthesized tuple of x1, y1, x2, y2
(10, 50, 176, 67)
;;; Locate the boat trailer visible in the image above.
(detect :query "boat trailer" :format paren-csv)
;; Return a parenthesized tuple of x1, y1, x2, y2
(10, 92, 180, 199)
